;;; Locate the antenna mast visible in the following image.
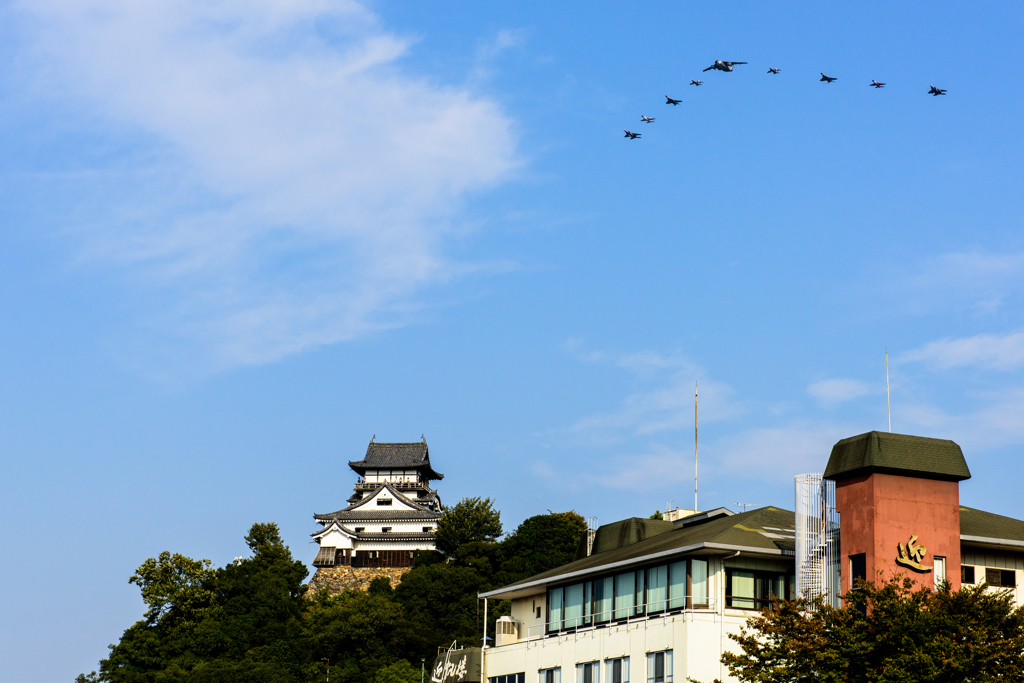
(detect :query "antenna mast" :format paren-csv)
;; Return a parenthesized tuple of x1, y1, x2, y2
(694, 380, 698, 513)
(886, 348, 891, 433)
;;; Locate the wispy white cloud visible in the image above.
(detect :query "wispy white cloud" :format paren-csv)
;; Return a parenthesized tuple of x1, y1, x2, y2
(807, 378, 871, 404)
(15, 0, 520, 371)
(901, 331, 1024, 371)
(709, 423, 855, 483)
(560, 342, 740, 440)
(900, 251, 1024, 315)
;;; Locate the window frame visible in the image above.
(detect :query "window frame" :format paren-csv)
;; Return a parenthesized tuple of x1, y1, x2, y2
(725, 568, 793, 610)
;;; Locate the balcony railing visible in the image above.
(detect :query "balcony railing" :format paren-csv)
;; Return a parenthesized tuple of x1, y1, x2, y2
(522, 598, 717, 642)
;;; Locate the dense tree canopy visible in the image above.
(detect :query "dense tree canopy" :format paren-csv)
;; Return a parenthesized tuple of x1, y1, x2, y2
(433, 496, 503, 555)
(720, 574, 1024, 683)
(80, 508, 584, 683)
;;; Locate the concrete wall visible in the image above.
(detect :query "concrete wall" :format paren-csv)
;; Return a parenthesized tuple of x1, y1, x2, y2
(836, 473, 961, 595)
(962, 548, 1024, 605)
(483, 610, 747, 683)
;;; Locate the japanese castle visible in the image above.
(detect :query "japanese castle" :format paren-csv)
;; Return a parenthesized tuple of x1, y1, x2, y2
(312, 437, 444, 569)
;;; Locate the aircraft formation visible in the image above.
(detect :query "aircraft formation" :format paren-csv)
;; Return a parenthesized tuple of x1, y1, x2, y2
(626, 59, 948, 140)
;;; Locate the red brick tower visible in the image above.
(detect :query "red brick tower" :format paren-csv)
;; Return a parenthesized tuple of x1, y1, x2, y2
(824, 432, 971, 597)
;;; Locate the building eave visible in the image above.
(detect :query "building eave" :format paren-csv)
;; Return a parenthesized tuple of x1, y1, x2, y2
(960, 534, 1024, 552)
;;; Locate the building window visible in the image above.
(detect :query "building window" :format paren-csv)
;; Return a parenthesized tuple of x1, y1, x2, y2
(606, 658, 629, 683)
(377, 498, 393, 506)
(423, 526, 432, 532)
(491, 675, 525, 683)
(539, 668, 561, 683)
(614, 572, 635, 619)
(933, 557, 946, 590)
(547, 587, 563, 632)
(576, 662, 600, 683)
(355, 527, 365, 533)
(850, 553, 866, 589)
(962, 565, 976, 584)
(725, 569, 792, 610)
(646, 651, 672, 683)
(985, 568, 1017, 588)
(382, 527, 392, 533)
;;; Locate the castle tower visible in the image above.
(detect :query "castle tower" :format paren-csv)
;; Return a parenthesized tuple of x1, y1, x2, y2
(823, 431, 971, 597)
(311, 437, 444, 572)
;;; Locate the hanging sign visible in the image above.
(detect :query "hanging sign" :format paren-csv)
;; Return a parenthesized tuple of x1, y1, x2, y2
(896, 534, 932, 573)
(431, 647, 482, 683)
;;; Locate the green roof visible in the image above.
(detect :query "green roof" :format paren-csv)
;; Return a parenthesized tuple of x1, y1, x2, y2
(482, 507, 796, 599)
(572, 517, 676, 560)
(823, 431, 971, 482)
(960, 506, 1024, 545)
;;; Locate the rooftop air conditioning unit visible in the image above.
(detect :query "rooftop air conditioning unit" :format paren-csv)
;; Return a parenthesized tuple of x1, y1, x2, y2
(495, 616, 519, 647)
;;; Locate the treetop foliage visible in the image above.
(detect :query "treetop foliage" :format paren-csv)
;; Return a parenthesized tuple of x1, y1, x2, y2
(720, 574, 1024, 683)
(83, 506, 585, 683)
(434, 496, 503, 555)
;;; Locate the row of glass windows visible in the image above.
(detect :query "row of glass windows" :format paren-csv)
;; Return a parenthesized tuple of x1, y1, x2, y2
(534, 652, 671, 683)
(724, 569, 794, 610)
(547, 560, 708, 632)
(962, 565, 1017, 588)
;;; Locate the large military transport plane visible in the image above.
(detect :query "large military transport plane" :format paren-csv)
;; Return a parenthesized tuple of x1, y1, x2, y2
(928, 85, 947, 96)
(665, 96, 682, 105)
(703, 60, 747, 72)
(624, 130, 641, 139)
(820, 73, 838, 83)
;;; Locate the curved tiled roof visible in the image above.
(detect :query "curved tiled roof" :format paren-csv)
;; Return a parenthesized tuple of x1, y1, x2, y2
(348, 440, 444, 480)
(315, 509, 441, 522)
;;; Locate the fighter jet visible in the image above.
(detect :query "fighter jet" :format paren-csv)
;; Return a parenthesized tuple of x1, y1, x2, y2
(820, 73, 837, 83)
(703, 60, 747, 72)
(768, 67, 781, 75)
(690, 79, 703, 86)
(624, 130, 641, 140)
(928, 85, 947, 96)
(870, 80, 886, 89)
(641, 116, 655, 123)
(665, 96, 682, 106)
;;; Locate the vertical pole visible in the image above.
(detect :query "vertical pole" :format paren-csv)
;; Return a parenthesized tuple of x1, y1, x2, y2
(421, 660, 425, 683)
(886, 348, 891, 433)
(483, 597, 488, 650)
(694, 381, 699, 513)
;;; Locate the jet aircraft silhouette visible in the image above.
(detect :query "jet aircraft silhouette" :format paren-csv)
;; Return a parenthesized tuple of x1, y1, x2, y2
(703, 60, 747, 72)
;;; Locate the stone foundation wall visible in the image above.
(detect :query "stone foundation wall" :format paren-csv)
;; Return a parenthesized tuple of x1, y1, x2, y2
(307, 565, 411, 596)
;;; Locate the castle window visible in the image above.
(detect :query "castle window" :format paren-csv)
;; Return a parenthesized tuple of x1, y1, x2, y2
(378, 498, 393, 506)
(355, 527, 365, 533)
(423, 527, 432, 532)
(382, 527, 392, 533)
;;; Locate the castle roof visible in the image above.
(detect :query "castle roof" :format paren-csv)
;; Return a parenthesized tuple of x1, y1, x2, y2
(348, 439, 444, 480)
(824, 431, 971, 482)
(314, 482, 441, 523)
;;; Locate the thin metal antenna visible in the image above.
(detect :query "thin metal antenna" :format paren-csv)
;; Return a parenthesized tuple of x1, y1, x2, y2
(886, 348, 891, 433)
(694, 380, 699, 513)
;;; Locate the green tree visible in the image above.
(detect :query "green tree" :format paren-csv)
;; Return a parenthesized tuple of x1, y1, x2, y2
(497, 510, 586, 586)
(720, 574, 1024, 683)
(129, 551, 214, 625)
(374, 660, 423, 683)
(434, 497, 503, 555)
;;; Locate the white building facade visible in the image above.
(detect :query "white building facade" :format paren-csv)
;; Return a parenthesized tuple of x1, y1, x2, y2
(312, 437, 444, 569)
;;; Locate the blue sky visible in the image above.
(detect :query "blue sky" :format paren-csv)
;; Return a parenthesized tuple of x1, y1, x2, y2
(3, 1, 1024, 679)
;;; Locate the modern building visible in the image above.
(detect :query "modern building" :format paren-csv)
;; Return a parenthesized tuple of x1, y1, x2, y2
(479, 431, 1024, 683)
(311, 437, 444, 569)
